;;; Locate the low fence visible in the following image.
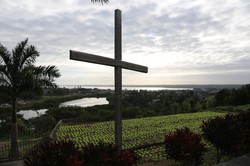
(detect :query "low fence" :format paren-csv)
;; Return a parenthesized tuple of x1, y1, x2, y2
(49, 120, 62, 139)
(49, 117, 85, 139)
(0, 138, 42, 162)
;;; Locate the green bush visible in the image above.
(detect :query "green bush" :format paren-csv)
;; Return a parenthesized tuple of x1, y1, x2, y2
(82, 141, 117, 166)
(201, 114, 246, 163)
(82, 141, 139, 166)
(24, 139, 81, 166)
(47, 106, 84, 121)
(29, 114, 57, 134)
(165, 127, 206, 166)
(235, 110, 250, 152)
(24, 139, 139, 166)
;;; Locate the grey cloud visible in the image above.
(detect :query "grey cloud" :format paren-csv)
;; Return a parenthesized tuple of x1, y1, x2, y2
(1, 0, 250, 85)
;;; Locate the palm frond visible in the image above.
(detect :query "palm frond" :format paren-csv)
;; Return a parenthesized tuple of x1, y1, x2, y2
(0, 70, 11, 87)
(16, 66, 35, 94)
(0, 44, 12, 70)
(26, 65, 60, 90)
(21, 45, 39, 67)
(0, 39, 60, 96)
(12, 39, 29, 70)
(38, 78, 58, 88)
(91, 0, 109, 5)
(0, 45, 12, 86)
(44, 66, 61, 79)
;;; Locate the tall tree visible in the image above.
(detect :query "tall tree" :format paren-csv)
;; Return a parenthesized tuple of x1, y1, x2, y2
(0, 39, 60, 157)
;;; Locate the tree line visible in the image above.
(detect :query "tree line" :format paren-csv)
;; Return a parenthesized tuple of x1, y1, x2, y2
(107, 90, 214, 117)
(214, 84, 250, 106)
(0, 89, 212, 141)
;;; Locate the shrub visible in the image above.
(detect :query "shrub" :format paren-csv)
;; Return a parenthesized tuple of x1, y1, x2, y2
(201, 114, 246, 163)
(100, 150, 139, 166)
(24, 139, 139, 166)
(235, 110, 250, 152)
(24, 139, 81, 166)
(82, 141, 118, 166)
(82, 141, 139, 166)
(164, 127, 206, 166)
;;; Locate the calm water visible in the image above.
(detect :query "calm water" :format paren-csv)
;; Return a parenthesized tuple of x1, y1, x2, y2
(18, 86, 190, 119)
(60, 97, 109, 107)
(15, 86, 192, 120)
(18, 109, 48, 120)
(17, 98, 108, 120)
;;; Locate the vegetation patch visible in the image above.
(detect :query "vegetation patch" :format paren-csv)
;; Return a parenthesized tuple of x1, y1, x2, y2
(165, 127, 206, 166)
(56, 111, 225, 162)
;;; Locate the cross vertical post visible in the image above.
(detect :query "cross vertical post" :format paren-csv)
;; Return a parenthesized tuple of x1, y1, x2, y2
(69, 9, 148, 150)
(114, 9, 122, 148)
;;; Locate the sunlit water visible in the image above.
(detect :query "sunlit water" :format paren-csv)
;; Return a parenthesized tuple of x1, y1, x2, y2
(18, 109, 48, 120)
(16, 98, 108, 120)
(60, 97, 109, 107)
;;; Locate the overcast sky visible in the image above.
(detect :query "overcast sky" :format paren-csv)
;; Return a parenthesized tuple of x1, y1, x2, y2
(1, 0, 250, 85)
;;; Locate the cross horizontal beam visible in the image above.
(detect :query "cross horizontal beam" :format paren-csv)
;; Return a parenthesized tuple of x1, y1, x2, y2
(70, 50, 148, 73)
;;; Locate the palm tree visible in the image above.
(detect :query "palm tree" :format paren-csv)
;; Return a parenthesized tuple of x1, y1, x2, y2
(0, 39, 60, 157)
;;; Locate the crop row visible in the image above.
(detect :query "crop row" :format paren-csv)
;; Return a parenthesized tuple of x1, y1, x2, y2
(55, 111, 224, 160)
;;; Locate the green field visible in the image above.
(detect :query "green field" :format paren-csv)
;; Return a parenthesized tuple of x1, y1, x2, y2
(56, 111, 225, 162)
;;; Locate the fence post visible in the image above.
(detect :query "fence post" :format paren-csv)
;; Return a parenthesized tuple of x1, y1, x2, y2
(0, 138, 42, 162)
(49, 120, 62, 139)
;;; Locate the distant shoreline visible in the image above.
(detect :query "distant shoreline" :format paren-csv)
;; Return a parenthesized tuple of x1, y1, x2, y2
(59, 84, 243, 90)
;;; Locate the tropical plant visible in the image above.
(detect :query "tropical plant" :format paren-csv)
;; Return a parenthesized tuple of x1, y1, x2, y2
(82, 141, 118, 166)
(164, 127, 206, 166)
(201, 114, 246, 163)
(104, 150, 139, 166)
(82, 141, 139, 166)
(232, 111, 250, 152)
(0, 39, 60, 157)
(242, 110, 250, 144)
(24, 139, 81, 166)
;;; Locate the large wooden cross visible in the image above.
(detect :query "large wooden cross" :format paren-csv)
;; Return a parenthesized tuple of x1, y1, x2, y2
(69, 9, 148, 148)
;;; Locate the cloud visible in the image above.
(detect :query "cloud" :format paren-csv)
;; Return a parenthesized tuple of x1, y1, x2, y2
(0, 0, 250, 85)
